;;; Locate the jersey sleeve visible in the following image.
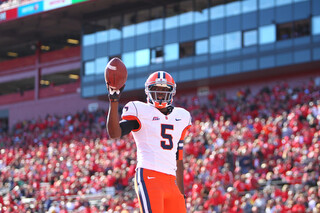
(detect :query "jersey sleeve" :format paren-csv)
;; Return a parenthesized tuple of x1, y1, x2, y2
(186, 111, 192, 128)
(176, 111, 192, 160)
(121, 101, 141, 132)
(181, 111, 192, 140)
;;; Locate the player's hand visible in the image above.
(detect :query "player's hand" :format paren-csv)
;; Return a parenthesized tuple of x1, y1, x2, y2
(107, 84, 125, 102)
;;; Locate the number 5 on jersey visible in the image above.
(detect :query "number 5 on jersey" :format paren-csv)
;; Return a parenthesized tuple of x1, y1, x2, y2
(161, 124, 174, 150)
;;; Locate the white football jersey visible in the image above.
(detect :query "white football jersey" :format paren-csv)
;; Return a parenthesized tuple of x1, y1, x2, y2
(121, 101, 191, 176)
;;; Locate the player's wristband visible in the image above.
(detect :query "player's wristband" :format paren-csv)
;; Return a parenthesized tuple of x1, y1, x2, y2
(109, 94, 120, 102)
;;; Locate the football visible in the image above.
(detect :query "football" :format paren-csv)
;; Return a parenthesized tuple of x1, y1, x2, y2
(104, 57, 127, 90)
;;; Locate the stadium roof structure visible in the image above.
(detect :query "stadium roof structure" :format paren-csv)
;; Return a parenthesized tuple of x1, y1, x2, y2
(0, 0, 176, 61)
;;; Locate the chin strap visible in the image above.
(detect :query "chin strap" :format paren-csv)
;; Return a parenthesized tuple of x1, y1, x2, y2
(167, 105, 174, 113)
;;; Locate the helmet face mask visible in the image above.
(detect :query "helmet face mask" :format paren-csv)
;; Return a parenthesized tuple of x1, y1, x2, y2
(145, 71, 176, 109)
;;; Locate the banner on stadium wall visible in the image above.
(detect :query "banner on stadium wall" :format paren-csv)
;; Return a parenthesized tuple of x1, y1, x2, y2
(44, 0, 72, 11)
(2, 0, 88, 22)
(0, 8, 18, 22)
(72, 0, 88, 4)
(18, 1, 44, 17)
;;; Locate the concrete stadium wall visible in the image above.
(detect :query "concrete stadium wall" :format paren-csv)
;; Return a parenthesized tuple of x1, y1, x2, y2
(1, 73, 319, 129)
(223, 74, 319, 98)
(0, 92, 107, 128)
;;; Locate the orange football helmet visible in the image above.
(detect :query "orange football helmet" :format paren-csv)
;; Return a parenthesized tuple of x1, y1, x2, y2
(145, 71, 176, 109)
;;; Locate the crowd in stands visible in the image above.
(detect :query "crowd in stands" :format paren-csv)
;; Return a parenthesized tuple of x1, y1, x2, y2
(0, 79, 319, 212)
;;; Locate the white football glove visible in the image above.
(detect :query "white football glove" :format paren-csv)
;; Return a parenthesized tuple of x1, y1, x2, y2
(107, 85, 125, 102)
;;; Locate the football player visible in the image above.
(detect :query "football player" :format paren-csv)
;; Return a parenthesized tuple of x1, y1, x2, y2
(106, 71, 191, 213)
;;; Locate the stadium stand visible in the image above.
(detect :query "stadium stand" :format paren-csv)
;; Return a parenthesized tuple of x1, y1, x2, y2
(0, 79, 319, 212)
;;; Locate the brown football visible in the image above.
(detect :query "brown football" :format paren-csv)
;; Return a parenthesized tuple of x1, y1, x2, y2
(104, 57, 127, 90)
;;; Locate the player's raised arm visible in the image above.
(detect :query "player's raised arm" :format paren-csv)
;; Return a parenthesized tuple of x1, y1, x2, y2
(105, 58, 127, 139)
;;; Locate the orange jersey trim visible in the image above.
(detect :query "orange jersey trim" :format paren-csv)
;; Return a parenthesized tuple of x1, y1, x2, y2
(179, 125, 191, 140)
(122, 115, 142, 132)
